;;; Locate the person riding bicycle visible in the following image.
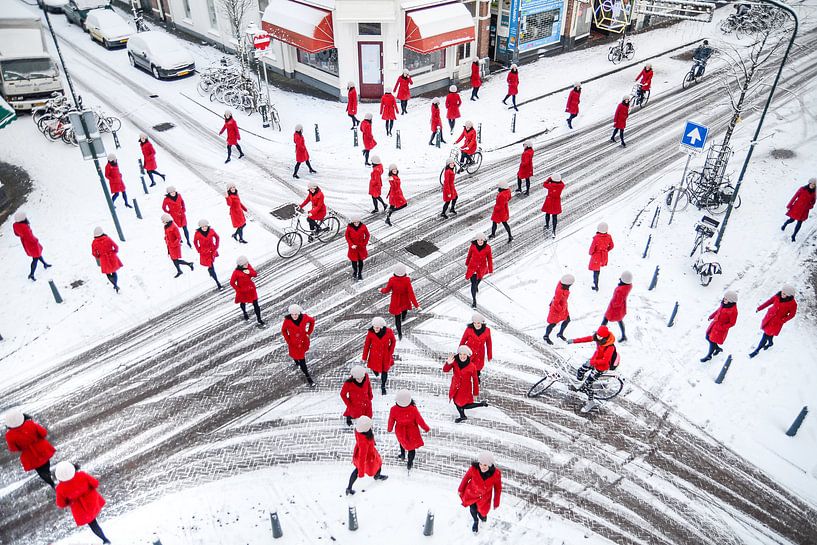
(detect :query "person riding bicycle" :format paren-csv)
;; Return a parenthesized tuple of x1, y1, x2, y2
(634, 64, 653, 103)
(455, 120, 478, 172)
(299, 182, 327, 242)
(566, 325, 619, 413)
(692, 40, 713, 78)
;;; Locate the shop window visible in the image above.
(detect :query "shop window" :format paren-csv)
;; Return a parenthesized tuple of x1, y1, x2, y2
(297, 48, 339, 76)
(206, 0, 218, 29)
(456, 42, 472, 63)
(520, 8, 561, 47)
(258, 0, 269, 18)
(403, 48, 445, 75)
(181, 0, 191, 19)
(358, 22, 382, 35)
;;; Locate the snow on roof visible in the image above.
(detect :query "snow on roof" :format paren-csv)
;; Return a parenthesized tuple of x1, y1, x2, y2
(400, 0, 451, 10)
(263, 0, 330, 37)
(0, 0, 41, 21)
(300, 0, 334, 9)
(0, 28, 46, 57)
(86, 8, 128, 26)
(73, 0, 110, 9)
(408, 2, 473, 36)
(134, 30, 182, 49)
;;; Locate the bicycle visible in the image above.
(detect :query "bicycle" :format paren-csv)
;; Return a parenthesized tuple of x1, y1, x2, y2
(631, 82, 650, 109)
(688, 216, 722, 285)
(682, 59, 707, 89)
(607, 35, 635, 65)
(527, 367, 624, 402)
(276, 208, 342, 259)
(439, 146, 483, 185)
(268, 103, 281, 131)
(664, 175, 741, 216)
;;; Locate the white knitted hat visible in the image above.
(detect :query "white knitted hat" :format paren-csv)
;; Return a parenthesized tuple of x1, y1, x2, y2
(355, 415, 373, 433)
(478, 451, 495, 466)
(395, 389, 412, 407)
(350, 365, 367, 380)
(93, 226, 103, 237)
(288, 304, 302, 315)
(55, 461, 76, 482)
(372, 316, 387, 328)
(4, 409, 23, 428)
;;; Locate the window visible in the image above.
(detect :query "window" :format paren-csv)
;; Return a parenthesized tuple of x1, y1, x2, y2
(358, 22, 381, 35)
(456, 42, 472, 63)
(297, 48, 339, 76)
(403, 48, 445, 74)
(258, 0, 269, 17)
(206, 0, 218, 29)
(519, 8, 560, 46)
(181, 0, 191, 19)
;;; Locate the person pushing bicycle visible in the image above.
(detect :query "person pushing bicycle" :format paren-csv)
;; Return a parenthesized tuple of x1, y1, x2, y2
(455, 120, 478, 172)
(566, 325, 620, 412)
(692, 40, 713, 78)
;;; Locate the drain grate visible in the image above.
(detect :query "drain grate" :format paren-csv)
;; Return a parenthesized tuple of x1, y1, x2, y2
(405, 240, 438, 258)
(270, 203, 299, 220)
(149, 94, 159, 98)
(153, 122, 175, 132)
(70, 280, 84, 289)
(771, 149, 795, 159)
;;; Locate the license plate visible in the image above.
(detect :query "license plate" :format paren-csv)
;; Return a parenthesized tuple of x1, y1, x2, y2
(119, 39, 128, 43)
(176, 70, 190, 76)
(33, 101, 46, 107)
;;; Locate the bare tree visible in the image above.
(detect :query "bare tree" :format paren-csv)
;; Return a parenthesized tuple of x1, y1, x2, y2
(219, 0, 255, 40)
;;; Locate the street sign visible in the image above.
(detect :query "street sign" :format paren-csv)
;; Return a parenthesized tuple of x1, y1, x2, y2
(680, 120, 709, 154)
(68, 111, 106, 160)
(253, 31, 271, 50)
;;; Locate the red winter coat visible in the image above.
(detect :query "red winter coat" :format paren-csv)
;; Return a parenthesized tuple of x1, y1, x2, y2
(547, 282, 570, 324)
(340, 377, 373, 418)
(459, 464, 502, 517)
(456, 128, 477, 154)
(300, 189, 327, 221)
(362, 326, 397, 373)
(345, 223, 370, 261)
(388, 403, 429, 451)
(446, 92, 462, 120)
(566, 88, 581, 115)
(387, 175, 407, 208)
(13, 221, 43, 258)
(443, 356, 479, 406)
(491, 188, 512, 223)
(786, 185, 816, 222)
(162, 193, 187, 228)
(604, 283, 632, 322)
(757, 293, 797, 336)
(230, 265, 258, 303)
(281, 313, 315, 359)
(361, 119, 377, 151)
(5, 419, 55, 471)
(56, 471, 105, 526)
(347, 87, 358, 116)
(572, 334, 617, 372)
(219, 117, 240, 145)
(226, 193, 247, 228)
(294, 131, 309, 162)
(706, 302, 737, 344)
(442, 168, 457, 203)
(588, 232, 614, 271)
(517, 147, 533, 179)
(104, 161, 125, 193)
(164, 222, 182, 260)
(460, 324, 493, 371)
(614, 102, 629, 130)
(91, 234, 122, 274)
(470, 62, 481, 88)
(636, 68, 653, 91)
(465, 241, 493, 280)
(380, 274, 419, 315)
(431, 104, 443, 132)
(507, 70, 519, 95)
(369, 164, 383, 197)
(193, 227, 220, 267)
(352, 430, 381, 477)
(541, 178, 564, 214)
(393, 75, 413, 101)
(380, 93, 398, 120)
(140, 139, 157, 171)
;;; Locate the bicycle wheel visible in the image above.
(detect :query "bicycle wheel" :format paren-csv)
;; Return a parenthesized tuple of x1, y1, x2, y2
(466, 152, 483, 175)
(664, 188, 689, 211)
(44, 124, 61, 141)
(316, 216, 341, 242)
(271, 109, 281, 131)
(611, 50, 622, 65)
(197, 79, 212, 96)
(624, 44, 635, 61)
(682, 71, 695, 90)
(277, 231, 303, 259)
(591, 375, 623, 401)
(106, 117, 121, 132)
(62, 127, 77, 145)
(607, 48, 615, 62)
(638, 90, 650, 108)
(37, 114, 56, 133)
(527, 375, 558, 398)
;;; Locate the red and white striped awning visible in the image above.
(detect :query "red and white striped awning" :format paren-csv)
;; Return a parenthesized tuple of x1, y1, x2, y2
(405, 3, 475, 54)
(262, 0, 335, 53)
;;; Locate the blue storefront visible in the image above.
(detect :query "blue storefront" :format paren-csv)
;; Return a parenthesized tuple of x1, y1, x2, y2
(493, 0, 565, 62)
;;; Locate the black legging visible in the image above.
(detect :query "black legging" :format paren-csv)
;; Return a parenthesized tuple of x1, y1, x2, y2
(208, 266, 222, 289)
(782, 218, 803, 239)
(503, 94, 518, 109)
(379, 371, 388, 393)
(293, 358, 313, 381)
(702, 339, 722, 360)
(347, 466, 383, 490)
(226, 144, 243, 160)
(394, 310, 408, 338)
(111, 191, 131, 207)
(240, 299, 263, 324)
(351, 259, 364, 279)
(232, 225, 247, 243)
(105, 272, 119, 290)
(400, 99, 408, 114)
(567, 113, 577, 127)
(293, 161, 316, 176)
(28, 256, 50, 279)
(592, 270, 600, 290)
(471, 86, 480, 100)
(385, 204, 407, 225)
(172, 258, 194, 275)
(545, 214, 559, 235)
(752, 333, 775, 355)
(442, 198, 458, 215)
(87, 519, 109, 543)
(371, 196, 387, 212)
(307, 218, 320, 232)
(469, 274, 481, 306)
(146, 170, 165, 186)
(429, 129, 446, 145)
(399, 446, 416, 469)
(601, 317, 626, 338)
(545, 317, 570, 339)
(456, 402, 486, 419)
(469, 503, 487, 523)
(363, 149, 371, 164)
(385, 120, 395, 135)
(448, 119, 456, 132)
(490, 221, 512, 240)
(34, 460, 55, 487)
(611, 128, 626, 145)
(349, 114, 359, 128)
(516, 177, 530, 193)
(181, 225, 191, 246)
(577, 363, 603, 400)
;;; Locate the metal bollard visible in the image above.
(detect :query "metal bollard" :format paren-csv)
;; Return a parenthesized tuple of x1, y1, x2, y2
(648, 265, 659, 291)
(138, 158, 145, 175)
(477, 123, 482, 143)
(133, 198, 143, 219)
(270, 511, 283, 538)
(650, 205, 661, 228)
(140, 175, 149, 194)
(435, 129, 441, 148)
(348, 505, 358, 531)
(112, 131, 121, 149)
(511, 113, 516, 133)
(667, 301, 679, 327)
(396, 130, 401, 150)
(422, 510, 434, 536)
(153, 540, 163, 545)
(786, 406, 808, 436)
(314, 123, 320, 142)
(48, 280, 63, 304)
(642, 234, 652, 259)
(715, 355, 732, 384)
(353, 128, 358, 148)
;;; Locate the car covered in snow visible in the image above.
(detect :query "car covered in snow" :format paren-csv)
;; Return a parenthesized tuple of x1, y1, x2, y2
(36, 0, 69, 14)
(126, 31, 195, 80)
(85, 9, 132, 49)
(63, 0, 112, 30)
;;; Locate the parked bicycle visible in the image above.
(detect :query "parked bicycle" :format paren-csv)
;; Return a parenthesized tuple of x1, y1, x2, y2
(607, 34, 635, 65)
(688, 216, 722, 286)
(439, 146, 483, 185)
(630, 82, 650, 109)
(664, 174, 741, 215)
(276, 208, 342, 259)
(527, 367, 624, 403)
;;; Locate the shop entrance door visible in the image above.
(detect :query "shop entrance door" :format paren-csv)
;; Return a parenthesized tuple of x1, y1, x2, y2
(358, 42, 383, 99)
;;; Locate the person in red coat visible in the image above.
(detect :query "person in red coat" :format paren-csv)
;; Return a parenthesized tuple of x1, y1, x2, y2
(466, 232, 493, 309)
(346, 416, 388, 495)
(544, 273, 574, 344)
(459, 451, 502, 533)
(489, 181, 513, 243)
(360, 112, 377, 165)
(345, 214, 370, 281)
(138, 133, 164, 186)
(443, 345, 488, 422)
(429, 97, 446, 145)
(12, 211, 51, 281)
(340, 365, 373, 426)
(516, 140, 534, 194)
(385, 164, 408, 226)
(393, 69, 413, 114)
(455, 121, 478, 168)
(541, 173, 565, 238)
(346, 81, 360, 129)
(441, 159, 459, 218)
(230, 255, 264, 325)
(749, 285, 798, 358)
(460, 311, 493, 378)
(470, 60, 482, 100)
(300, 182, 327, 241)
(611, 96, 630, 147)
(193, 219, 222, 289)
(567, 325, 619, 412)
(380, 263, 419, 339)
(281, 303, 316, 385)
(781, 179, 816, 242)
(4, 409, 56, 487)
(162, 186, 191, 247)
(161, 214, 193, 277)
(388, 389, 430, 471)
(701, 290, 738, 362)
(589, 222, 614, 291)
(54, 461, 110, 544)
(104, 153, 132, 208)
(635, 63, 654, 100)
(446, 85, 462, 134)
(293, 124, 316, 178)
(566, 82, 581, 128)
(226, 183, 248, 243)
(362, 316, 397, 394)
(380, 91, 398, 136)
(91, 226, 122, 292)
(502, 63, 520, 111)
(601, 270, 632, 342)
(369, 156, 387, 212)
(219, 110, 244, 163)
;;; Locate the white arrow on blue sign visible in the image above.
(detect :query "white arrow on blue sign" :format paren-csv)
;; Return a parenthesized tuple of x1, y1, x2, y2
(680, 120, 709, 153)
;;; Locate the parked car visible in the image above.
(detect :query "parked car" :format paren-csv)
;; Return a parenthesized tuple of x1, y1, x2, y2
(127, 32, 195, 80)
(37, 0, 69, 14)
(63, 0, 112, 30)
(85, 9, 132, 49)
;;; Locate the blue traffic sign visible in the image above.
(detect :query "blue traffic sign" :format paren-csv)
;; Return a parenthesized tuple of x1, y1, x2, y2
(680, 120, 709, 152)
